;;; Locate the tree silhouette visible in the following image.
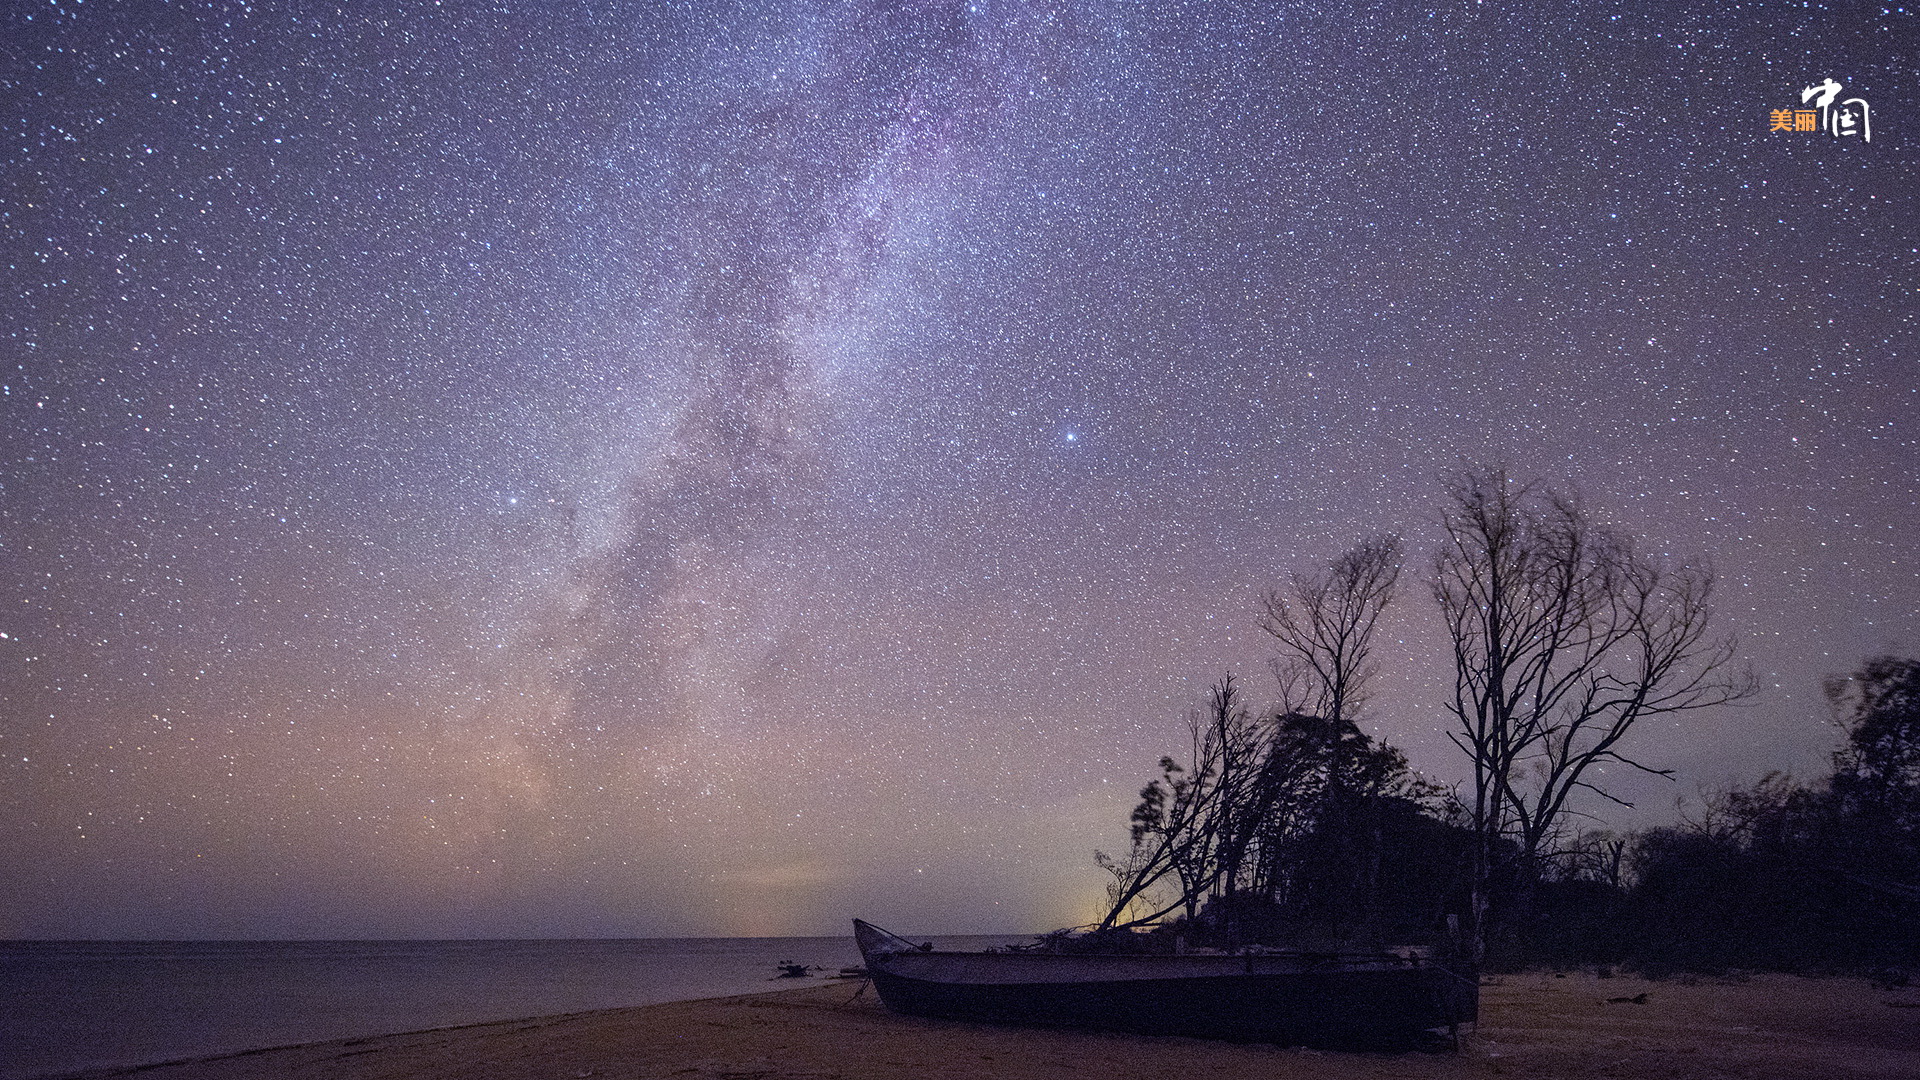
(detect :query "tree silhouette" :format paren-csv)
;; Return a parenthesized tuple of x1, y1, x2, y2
(1095, 674, 1449, 947)
(1432, 467, 1754, 956)
(1096, 676, 1262, 930)
(1827, 656, 1920, 833)
(1259, 533, 1402, 731)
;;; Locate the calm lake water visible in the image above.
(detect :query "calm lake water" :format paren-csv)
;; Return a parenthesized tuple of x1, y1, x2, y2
(0, 935, 1026, 1079)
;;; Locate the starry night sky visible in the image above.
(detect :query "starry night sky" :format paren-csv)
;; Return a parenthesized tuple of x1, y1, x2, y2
(3, 1, 1915, 939)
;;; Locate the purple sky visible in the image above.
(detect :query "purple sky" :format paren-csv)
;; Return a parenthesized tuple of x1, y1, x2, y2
(3, 1, 1914, 938)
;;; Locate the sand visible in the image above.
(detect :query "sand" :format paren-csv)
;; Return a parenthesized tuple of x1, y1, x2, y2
(58, 970, 1920, 1080)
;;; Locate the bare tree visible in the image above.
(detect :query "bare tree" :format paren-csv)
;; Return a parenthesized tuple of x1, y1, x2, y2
(1253, 535, 1406, 933)
(1096, 676, 1262, 930)
(1433, 467, 1754, 954)
(1260, 534, 1403, 728)
(1550, 828, 1631, 889)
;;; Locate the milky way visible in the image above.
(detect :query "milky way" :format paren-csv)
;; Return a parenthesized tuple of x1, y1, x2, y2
(3, 2, 1915, 937)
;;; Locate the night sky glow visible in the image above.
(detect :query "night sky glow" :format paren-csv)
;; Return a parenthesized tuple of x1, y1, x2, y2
(3, 2, 1915, 939)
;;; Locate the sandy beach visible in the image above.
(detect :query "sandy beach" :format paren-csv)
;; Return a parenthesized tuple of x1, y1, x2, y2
(55, 970, 1920, 1080)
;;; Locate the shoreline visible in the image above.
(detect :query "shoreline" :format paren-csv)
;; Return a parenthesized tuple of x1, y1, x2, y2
(41, 970, 1920, 1080)
(18, 979, 846, 1080)
(2, 936, 893, 1080)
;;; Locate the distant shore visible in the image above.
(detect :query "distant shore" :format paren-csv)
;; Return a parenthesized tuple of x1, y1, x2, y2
(51, 970, 1920, 1080)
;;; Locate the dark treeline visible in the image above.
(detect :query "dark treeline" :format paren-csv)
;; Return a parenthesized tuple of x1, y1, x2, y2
(1092, 675, 1473, 951)
(1082, 469, 1920, 975)
(1096, 663, 1920, 973)
(1527, 656, 1920, 973)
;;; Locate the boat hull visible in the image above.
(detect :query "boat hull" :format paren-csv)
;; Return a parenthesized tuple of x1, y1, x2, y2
(854, 920, 1476, 1046)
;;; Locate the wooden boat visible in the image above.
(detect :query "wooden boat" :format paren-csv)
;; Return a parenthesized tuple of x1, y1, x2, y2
(853, 919, 1476, 1047)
